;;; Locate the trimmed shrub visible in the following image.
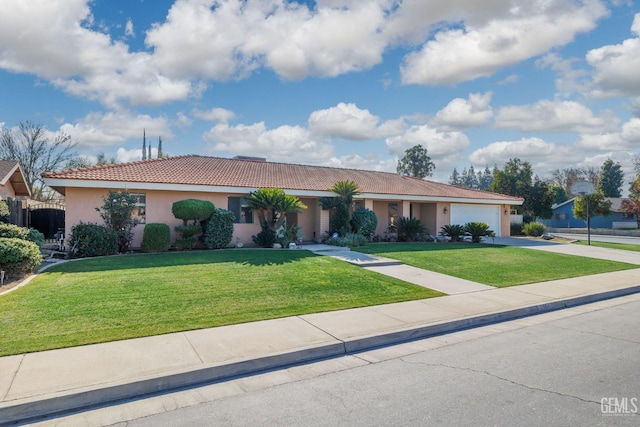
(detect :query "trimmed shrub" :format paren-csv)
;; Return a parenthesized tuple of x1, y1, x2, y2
(252, 227, 278, 248)
(28, 228, 45, 247)
(174, 224, 202, 250)
(172, 199, 215, 225)
(441, 224, 465, 242)
(464, 222, 494, 243)
(0, 200, 9, 222)
(0, 237, 42, 277)
(523, 222, 547, 237)
(351, 208, 378, 239)
(141, 223, 171, 252)
(203, 209, 235, 249)
(0, 223, 30, 240)
(327, 232, 368, 247)
(68, 222, 118, 258)
(389, 217, 427, 242)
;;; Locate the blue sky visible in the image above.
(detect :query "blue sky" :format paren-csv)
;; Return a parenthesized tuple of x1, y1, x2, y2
(1, 0, 639, 184)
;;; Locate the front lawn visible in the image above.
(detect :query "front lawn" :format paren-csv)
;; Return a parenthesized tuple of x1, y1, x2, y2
(574, 240, 640, 252)
(0, 250, 442, 357)
(357, 243, 637, 287)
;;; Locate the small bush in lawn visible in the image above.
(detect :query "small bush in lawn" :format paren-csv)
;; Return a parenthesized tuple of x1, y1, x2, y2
(523, 222, 546, 237)
(0, 223, 30, 240)
(252, 227, 278, 248)
(351, 208, 378, 240)
(68, 222, 118, 257)
(174, 225, 202, 250)
(203, 209, 235, 249)
(141, 223, 171, 252)
(441, 224, 465, 242)
(510, 222, 524, 236)
(0, 237, 42, 277)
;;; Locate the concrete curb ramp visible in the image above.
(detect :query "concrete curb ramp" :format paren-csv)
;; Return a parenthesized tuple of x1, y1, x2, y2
(2, 274, 640, 424)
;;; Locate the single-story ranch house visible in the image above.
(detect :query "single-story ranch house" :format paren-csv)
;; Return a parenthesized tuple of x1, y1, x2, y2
(42, 155, 523, 248)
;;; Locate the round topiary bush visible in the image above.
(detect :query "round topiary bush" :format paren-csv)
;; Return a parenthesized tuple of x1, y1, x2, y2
(68, 222, 118, 257)
(0, 223, 30, 240)
(141, 223, 171, 252)
(0, 237, 42, 277)
(171, 199, 215, 225)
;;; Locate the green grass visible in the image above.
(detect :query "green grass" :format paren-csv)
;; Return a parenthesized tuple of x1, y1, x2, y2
(573, 240, 640, 252)
(357, 243, 637, 288)
(0, 250, 442, 356)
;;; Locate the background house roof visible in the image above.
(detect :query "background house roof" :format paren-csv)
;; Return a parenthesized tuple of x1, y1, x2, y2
(42, 155, 523, 203)
(0, 160, 31, 197)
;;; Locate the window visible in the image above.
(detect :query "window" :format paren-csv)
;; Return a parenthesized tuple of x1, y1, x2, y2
(556, 213, 568, 220)
(131, 193, 146, 224)
(228, 197, 253, 224)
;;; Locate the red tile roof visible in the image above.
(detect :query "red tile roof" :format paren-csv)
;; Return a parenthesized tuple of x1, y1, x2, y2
(42, 155, 522, 202)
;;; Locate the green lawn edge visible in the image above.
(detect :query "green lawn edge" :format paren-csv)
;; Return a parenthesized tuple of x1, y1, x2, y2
(573, 240, 640, 252)
(356, 242, 638, 287)
(0, 249, 442, 357)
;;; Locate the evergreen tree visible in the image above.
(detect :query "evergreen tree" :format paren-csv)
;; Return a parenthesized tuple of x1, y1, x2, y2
(142, 129, 147, 160)
(396, 144, 435, 178)
(158, 136, 163, 158)
(449, 168, 460, 185)
(478, 165, 493, 190)
(596, 158, 624, 197)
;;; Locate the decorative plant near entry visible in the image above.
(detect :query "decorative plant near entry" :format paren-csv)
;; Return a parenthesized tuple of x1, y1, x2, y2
(320, 180, 361, 236)
(441, 224, 465, 242)
(97, 190, 138, 253)
(246, 188, 307, 248)
(389, 217, 427, 242)
(463, 222, 494, 243)
(172, 199, 216, 250)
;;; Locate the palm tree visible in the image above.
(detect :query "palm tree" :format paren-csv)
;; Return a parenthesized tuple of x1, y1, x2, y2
(246, 188, 307, 232)
(321, 180, 361, 235)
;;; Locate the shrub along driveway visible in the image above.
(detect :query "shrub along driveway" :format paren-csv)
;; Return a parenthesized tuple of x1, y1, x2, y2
(0, 250, 442, 357)
(356, 243, 637, 287)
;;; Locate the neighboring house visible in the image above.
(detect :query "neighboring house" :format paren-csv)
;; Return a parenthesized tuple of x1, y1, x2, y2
(0, 160, 30, 200)
(42, 155, 523, 248)
(541, 197, 636, 229)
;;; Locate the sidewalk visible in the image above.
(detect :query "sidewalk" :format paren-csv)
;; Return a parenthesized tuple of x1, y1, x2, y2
(1, 242, 640, 424)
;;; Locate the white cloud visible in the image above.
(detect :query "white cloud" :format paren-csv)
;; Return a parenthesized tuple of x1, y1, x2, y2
(192, 107, 237, 124)
(116, 147, 155, 163)
(495, 100, 617, 133)
(0, 0, 195, 108)
(432, 92, 493, 130)
(59, 112, 172, 148)
(324, 153, 397, 173)
(587, 13, 640, 98)
(469, 137, 578, 175)
(308, 103, 404, 140)
(204, 122, 334, 164)
(385, 125, 470, 162)
(125, 18, 134, 38)
(400, 1, 607, 85)
(536, 53, 589, 98)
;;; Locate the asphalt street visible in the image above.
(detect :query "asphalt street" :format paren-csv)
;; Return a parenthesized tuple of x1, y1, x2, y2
(111, 295, 640, 427)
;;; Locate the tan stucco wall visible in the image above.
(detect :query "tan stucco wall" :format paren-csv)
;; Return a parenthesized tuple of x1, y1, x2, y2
(0, 182, 16, 199)
(501, 204, 511, 237)
(64, 188, 325, 248)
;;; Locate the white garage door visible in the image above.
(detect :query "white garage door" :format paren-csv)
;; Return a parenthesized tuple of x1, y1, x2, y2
(450, 204, 501, 237)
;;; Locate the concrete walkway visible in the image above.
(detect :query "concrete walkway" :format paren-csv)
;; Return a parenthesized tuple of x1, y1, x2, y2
(1, 241, 640, 424)
(304, 244, 493, 294)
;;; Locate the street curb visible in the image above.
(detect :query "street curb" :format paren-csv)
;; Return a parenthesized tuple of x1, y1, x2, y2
(2, 285, 640, 424)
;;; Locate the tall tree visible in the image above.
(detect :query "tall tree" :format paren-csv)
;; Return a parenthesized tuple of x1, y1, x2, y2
(158, 136, 163, 158)
(549, 167, 599, 197)
(549, 184, 569, 205)
(573, 192, 612, 228)
(449, 168, 460, 186)
(477, 165, 494, 190)
(524, 177, 554, 219)
(596, 158, 624, 197)
(621, 161, 640, 228)
(142, 129, 147, 160)
(490, 158, 533, 199)
(0, 121, 78, 200)
(396, 144, 435, 178)
(463, 165, 479, 189)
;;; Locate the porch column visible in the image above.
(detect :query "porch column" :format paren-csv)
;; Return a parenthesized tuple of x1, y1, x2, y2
(401, 200, 411, 218)
(314, 202, 330, 242)
(364, 198, 374, 210)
